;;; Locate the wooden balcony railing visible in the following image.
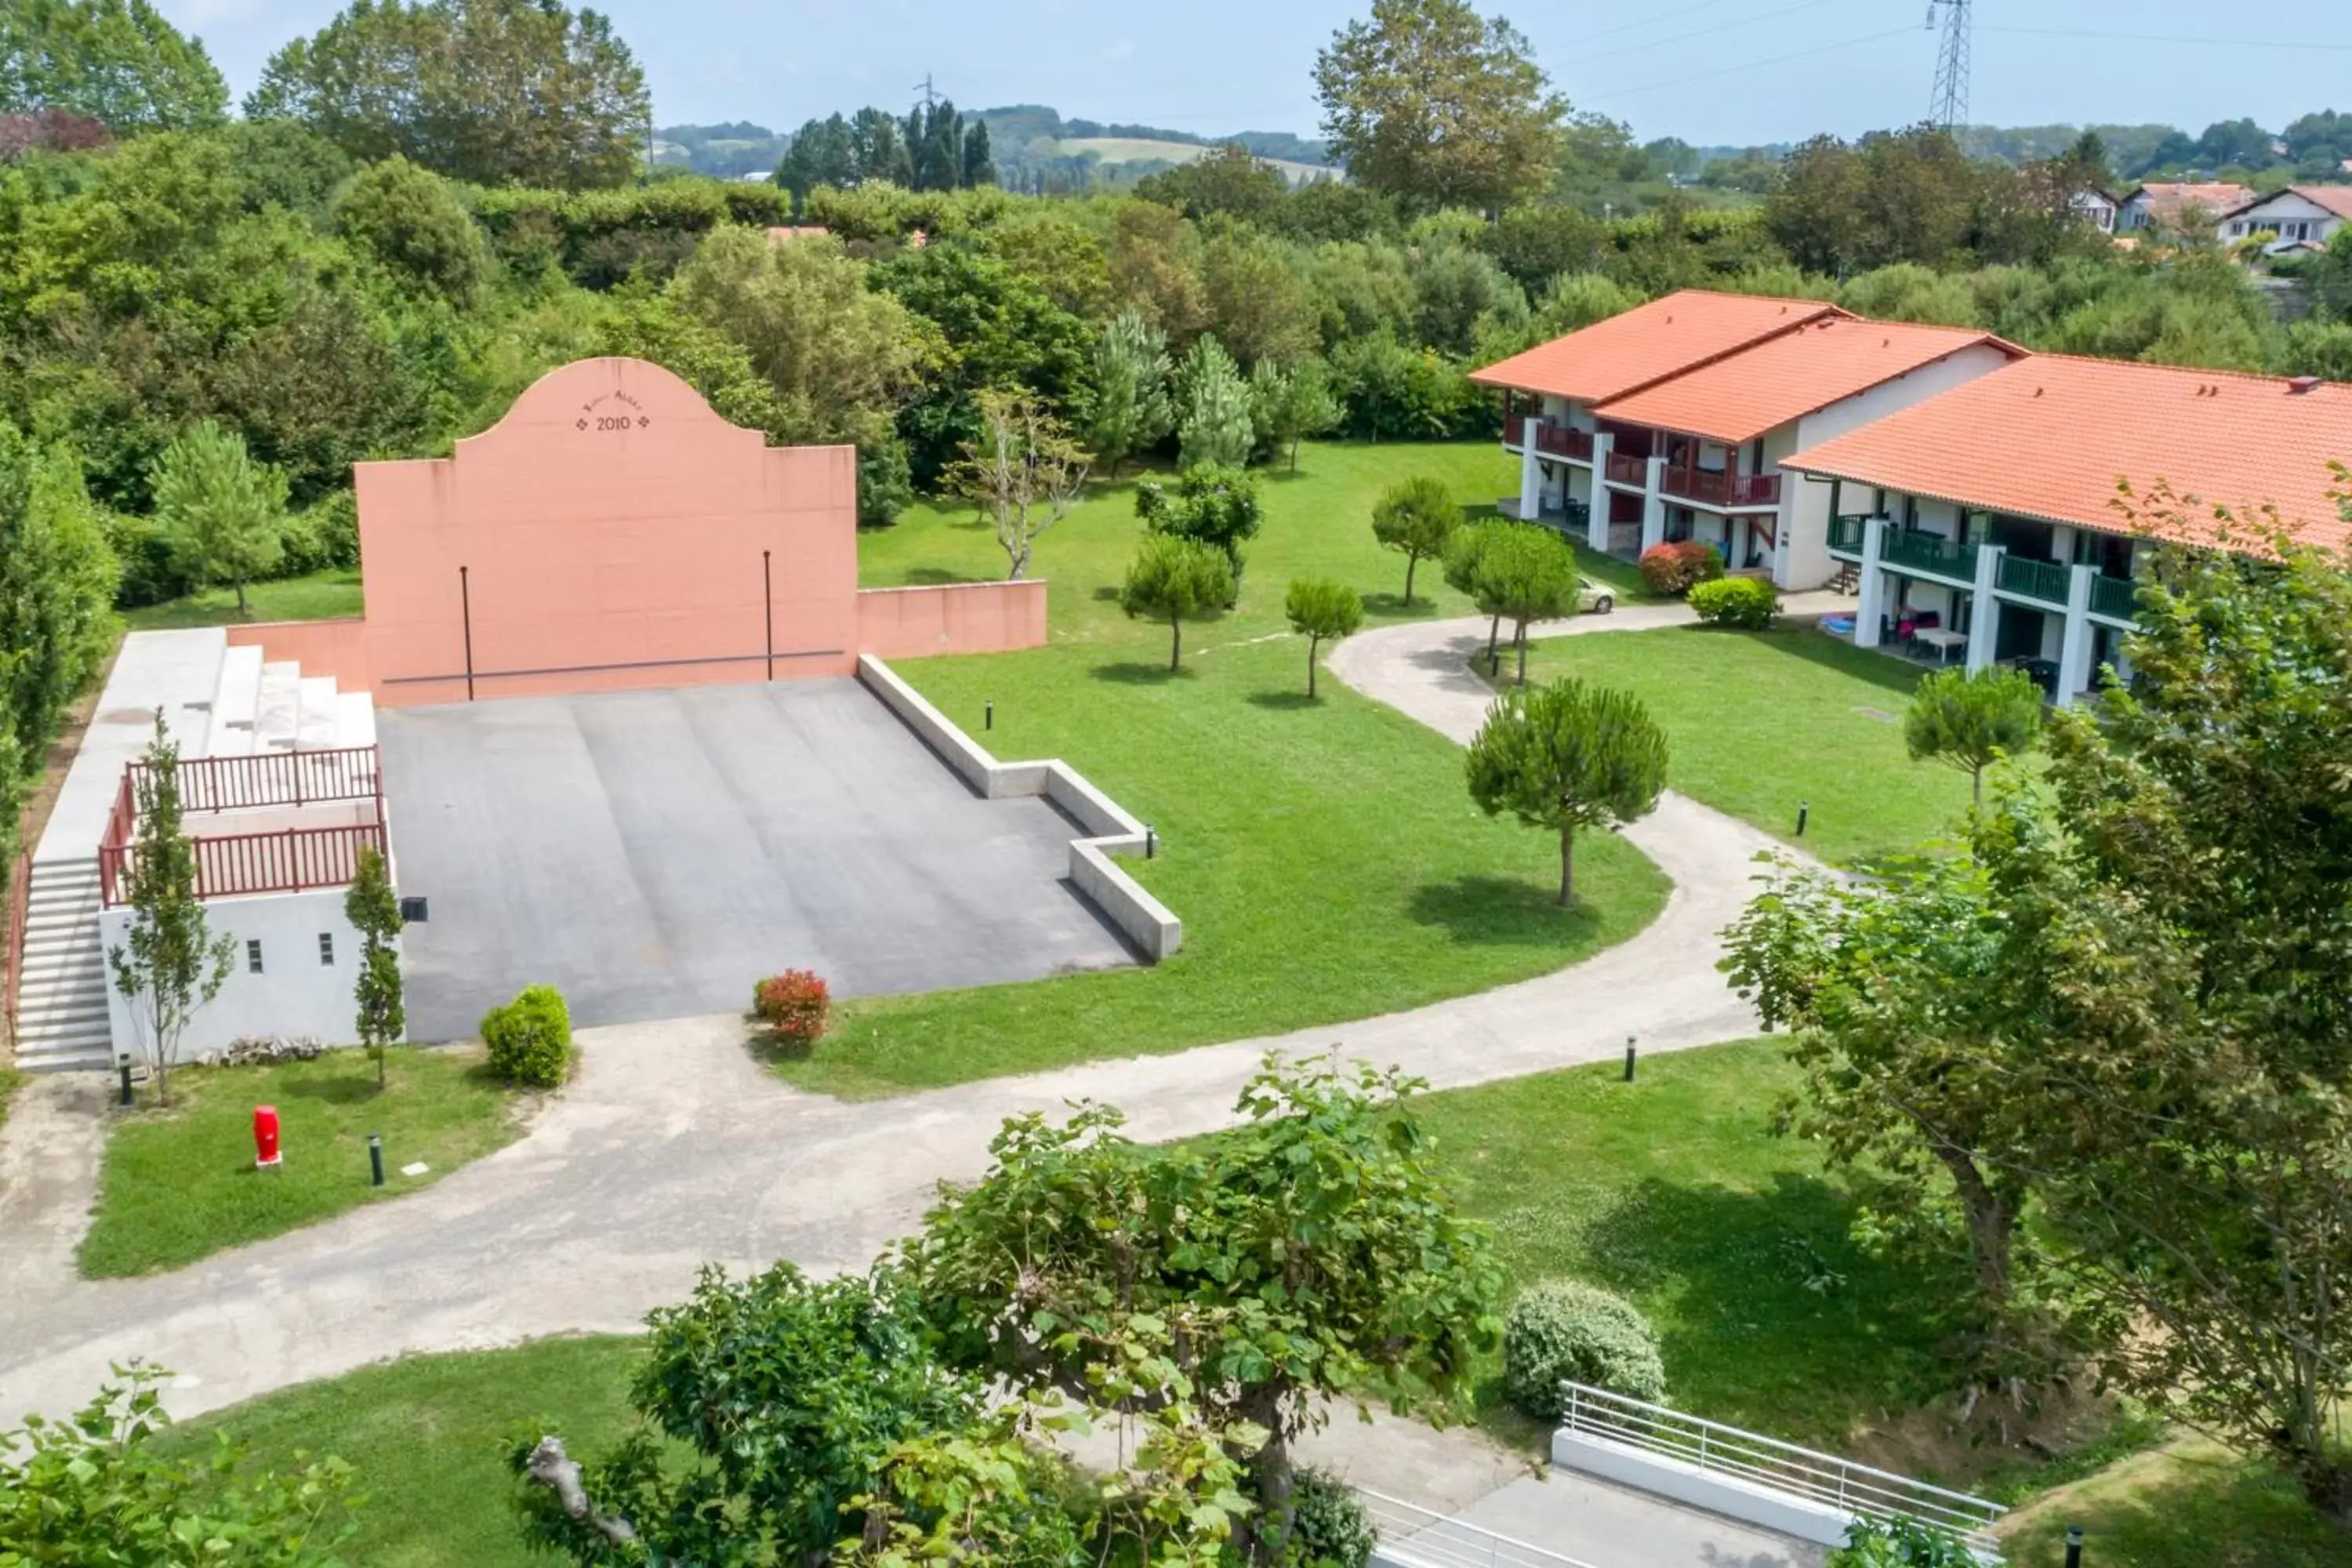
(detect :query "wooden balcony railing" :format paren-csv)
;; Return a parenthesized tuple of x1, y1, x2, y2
(1661, 464, 1782, 509)
(1998, 554, 2072, 607)
(1602, 450, 1650, 486)
(1535, 423, 1594, 461)
(99, 746, 387, 908)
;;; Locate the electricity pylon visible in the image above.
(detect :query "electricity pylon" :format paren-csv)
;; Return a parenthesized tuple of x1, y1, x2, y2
(1927, 0, 1971, 132)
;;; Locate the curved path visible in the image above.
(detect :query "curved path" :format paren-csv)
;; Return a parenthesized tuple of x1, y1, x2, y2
(0, 602, 1835, 1428)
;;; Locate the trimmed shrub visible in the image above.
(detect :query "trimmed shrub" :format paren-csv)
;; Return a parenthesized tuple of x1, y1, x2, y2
(1277, 1468, 1376, 1568)
(1637, 540, 1726, 597)
(1688, 575, 1780, 630)
(753, 969, 830, 1050)
(481, 985, 574, 1088)
(1501, 1279, 1666, 1419)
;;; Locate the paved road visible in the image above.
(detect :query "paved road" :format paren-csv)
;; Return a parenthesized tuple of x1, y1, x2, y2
(0, 604, 1835, 1436)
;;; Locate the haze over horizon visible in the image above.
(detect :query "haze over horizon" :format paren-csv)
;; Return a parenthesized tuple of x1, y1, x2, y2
(155, 0, 2347, 151)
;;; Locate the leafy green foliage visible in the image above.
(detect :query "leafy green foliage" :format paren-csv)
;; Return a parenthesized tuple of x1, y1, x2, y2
(1369, 474, 1462, 605)
(1137, 463, 1264, 582)
(249, 0, 651, 190)
(0, 0, 228, 131)
(1249, 358, 1343, 472)
(1176, 333, 1254, 470)
(1501, 1279, 1667, 1417)
(1827, 1517, 1979, 1567)
(1467, 677, 1668, 906)
(329, 155, 488, 306)
(1276, 1469, 1375, 1568)
(902, 1055, 1504, 1543)
(480, 985, 572, 1088)
(1283, 577, 1363, 698)
(1687, 575, 1779, 630)
(1083, 309, 1174, 477)
(149, 422, 286, 620)
(1118, 533, 1234, 670)
(1472, 524, 1579, 682)
(0, 1363, 358, 1566)
(106, 719, 234, 1106)
(344, 847, 404, 1089)
(1903, 665, 2045, 804)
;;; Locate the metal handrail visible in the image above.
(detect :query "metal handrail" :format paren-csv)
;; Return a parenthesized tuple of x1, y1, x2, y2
(1357, 1490, 1602, 1568)
(1879, 528, 1980, 583)
(96, 746, 387, 908)
(2088, 572, 2140, 622)
(1827, 515, 1869, 556)
(1997, 554, 2071, 607)
(1559, 1384, 2004, 1551)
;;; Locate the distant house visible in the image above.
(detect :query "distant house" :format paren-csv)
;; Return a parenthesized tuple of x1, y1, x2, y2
(1468, 291, 2024, 593)
(2216, 187, 2352, 252)
(2115, 182, 2256, 235)
(2070, 187, 2120, 234)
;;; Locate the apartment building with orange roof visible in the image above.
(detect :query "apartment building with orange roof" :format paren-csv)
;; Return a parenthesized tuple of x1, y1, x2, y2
(1781, 357, 2352, 704)
(1470, 292, 2024, 591)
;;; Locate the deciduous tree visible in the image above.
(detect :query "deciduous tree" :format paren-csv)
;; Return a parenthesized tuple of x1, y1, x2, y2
(1466, 677, 1666, 905)
(1474, 524, 1577, 682)
(344, 845, 404, 1091)
(1284, 578, 1363, 698)
(1904, 664, 2045, 805)
(106, 717, 234, 1107)
(1118, 533, 1233, 671)
(1314, 0, 1566, 209)
(0, 0, 228, 131)
(329, 154, 489, 307)
(946, 389, 1090, 581)
(1370, 475, 1462, 606)
(1248, 358, 1342, 473)
(149, 422, 285, 621)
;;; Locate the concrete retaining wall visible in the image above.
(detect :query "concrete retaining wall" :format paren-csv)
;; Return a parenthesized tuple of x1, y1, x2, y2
(857, 655, 1180, 960)
(1551, 1430, 1853, 1548)
(856, 579, 1049, 660)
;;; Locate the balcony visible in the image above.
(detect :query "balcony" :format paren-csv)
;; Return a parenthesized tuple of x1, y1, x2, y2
(1827, 515, 1868, 557)
(1998, 554, 2071, 607)
(1602, 450, 1650, 487)
(1660, 463, 1782, 510)
(1535, 423, 1593, 462)
(2089, 573, 2140, 623)
(1878, 529, 1980, 583)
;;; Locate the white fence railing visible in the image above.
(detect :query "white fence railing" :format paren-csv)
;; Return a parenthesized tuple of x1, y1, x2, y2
(1558, 1383, 2005, 1553)
(1357, 1489, 1601, 1568)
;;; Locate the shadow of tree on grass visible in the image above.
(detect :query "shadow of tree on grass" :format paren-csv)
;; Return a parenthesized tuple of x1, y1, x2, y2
(1091, 661, 1192, 685)
(1405, 874, 1601, 948)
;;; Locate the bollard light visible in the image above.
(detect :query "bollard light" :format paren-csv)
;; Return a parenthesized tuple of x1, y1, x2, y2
(1796, 800, 1810, 837)
(1623, 1036, 1637, 1083)
(368, 1132, 385, 1188)
(985, 699, 994, 732)
(118, 1053, 133, 1107)
(1145, 826, 1156, 860)
(2063, 1525, 2083, 1568)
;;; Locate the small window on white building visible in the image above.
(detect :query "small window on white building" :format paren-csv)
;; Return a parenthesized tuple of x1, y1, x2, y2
(318, 932, 335, 966)
(246, 939, 263, 975)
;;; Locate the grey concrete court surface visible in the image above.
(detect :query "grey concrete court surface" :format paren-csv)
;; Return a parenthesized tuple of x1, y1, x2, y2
(377, 679, 1135, 1039)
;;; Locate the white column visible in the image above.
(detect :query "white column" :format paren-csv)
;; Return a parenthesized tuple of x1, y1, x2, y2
(1518, 417, 1541, 521)
(1640, 456, 1668, 554)
(1965, 544, 2002, 673)
(1587, 433, 1613, 554)
(2056, 564, 2096, 706)
(1854, 517, 1888, 649)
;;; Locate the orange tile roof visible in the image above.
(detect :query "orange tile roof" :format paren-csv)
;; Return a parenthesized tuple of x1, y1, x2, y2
(1782, 357, 2352, 551)
(2254, 185, 2352, 222)
(2125, 182, 2255, 224)
(1588, 317, 2025, 445)
(1468, 289, 1846, 403)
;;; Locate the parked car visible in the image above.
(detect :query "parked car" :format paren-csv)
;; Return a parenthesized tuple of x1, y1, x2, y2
(1577, 576, 1616, 615)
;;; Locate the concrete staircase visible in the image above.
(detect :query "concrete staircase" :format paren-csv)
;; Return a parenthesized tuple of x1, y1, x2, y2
(5, 641, 377, 1073)
(12, 858, 111, 1073)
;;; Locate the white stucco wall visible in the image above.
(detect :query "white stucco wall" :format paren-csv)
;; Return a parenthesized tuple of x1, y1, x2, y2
(1778, 344, 2016, 589)
(101, 889, 378, 1061)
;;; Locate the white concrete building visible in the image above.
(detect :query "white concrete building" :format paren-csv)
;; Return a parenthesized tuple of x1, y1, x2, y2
(1470, 292, 2024, 592)
(2217, 186, 2352, 252)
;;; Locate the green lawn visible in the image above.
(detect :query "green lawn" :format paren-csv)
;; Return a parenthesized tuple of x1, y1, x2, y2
(1512, 625, 1985, 867)
(2001, 1439, 2352, 1567)
(124, 569, 365, 630)
(781, 443, 1672, 1097)
(0, 1066, 20, 1135)
(79, 1047, 526, 1278)
(162, 1338, 646, 1568)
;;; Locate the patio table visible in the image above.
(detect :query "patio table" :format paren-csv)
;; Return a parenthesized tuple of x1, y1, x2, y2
(1912, 626, 1968, 665)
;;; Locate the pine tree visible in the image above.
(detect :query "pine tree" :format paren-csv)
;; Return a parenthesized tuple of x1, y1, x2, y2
(962, 118, 996, 187)
(1176, 336, 1254, 471)
(1085, 310, 1174, 478)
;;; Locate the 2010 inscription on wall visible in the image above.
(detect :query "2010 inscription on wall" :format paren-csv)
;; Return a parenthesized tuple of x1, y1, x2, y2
(575, 390, 651, 435)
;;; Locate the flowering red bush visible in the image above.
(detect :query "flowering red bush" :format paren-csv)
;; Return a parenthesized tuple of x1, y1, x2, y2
(1637, 540, 1726, 597)
(752, 969, 829, 1047)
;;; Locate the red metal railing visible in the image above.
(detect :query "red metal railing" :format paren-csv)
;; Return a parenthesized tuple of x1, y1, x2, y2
(1603, 450, 1650, 486)
(2, 849, 28, 1051)
(1535, 423, 1594, 461)
(98, 746, 384, 908)
(1661, 465, 1783, 509)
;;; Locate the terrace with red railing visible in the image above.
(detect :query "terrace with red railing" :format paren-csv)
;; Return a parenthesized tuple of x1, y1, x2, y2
(97, 746, 387, 908)
(1660, 463, 1784, 509)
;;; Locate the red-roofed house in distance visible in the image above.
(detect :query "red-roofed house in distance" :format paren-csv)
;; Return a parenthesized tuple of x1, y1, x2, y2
(1781, 358, 2352, 705)
(1470, 292, 2025, 591)
(2116, 182, 2256, 237)
(2216, 187, 2352, 253)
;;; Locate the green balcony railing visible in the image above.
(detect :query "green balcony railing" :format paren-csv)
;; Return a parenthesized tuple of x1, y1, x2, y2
(1998, 554, 2071, 606)
(1827, 515, 1868, 557)
(1880, 529, 1979, 582)
(2089, 573, 2140, 622)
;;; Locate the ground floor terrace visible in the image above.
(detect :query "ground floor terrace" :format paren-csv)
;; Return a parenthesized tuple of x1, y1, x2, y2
(1819, 483, 2144, 704)
(1503, 408, 1791, 584)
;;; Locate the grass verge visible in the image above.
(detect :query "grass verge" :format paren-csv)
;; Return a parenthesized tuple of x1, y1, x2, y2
(1999, 1436, 2352, 1566)
(0, 1066, 20, 1134)
(123, 569, 364, 630)
(78, 1046, 526, 1277)
(1511, 624, 1984, 866)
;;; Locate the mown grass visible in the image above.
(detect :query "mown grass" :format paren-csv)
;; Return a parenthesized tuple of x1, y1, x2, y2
(1999, 1437, 2352, 1567)
(779, 443, 1673, 1097)
(1512, 624, 1987, 867)
(122, 569, 365, 630)
(79, 1046, 524, 1277)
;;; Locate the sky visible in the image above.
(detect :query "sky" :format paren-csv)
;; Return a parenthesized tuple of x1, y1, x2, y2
(154, 0, 2350, 150)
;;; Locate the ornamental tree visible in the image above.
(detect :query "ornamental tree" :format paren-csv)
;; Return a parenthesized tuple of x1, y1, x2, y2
(1136, 463, 1263, 589)
(1443, 519, 1512, 668)
(343, 845, 403, 1091)
(1247, 357, 1343, 472)
(149, 422, 286, 621)
(1473, 524, 1578, 683)
(1283, 578, 1363, 698)
(1370, 475, 1461, 606)
(1085, 310, 1174, 479)
(946, 389, 1091, 581)
(900, 1054, 1502, 1554)
(1904, 664, 2045, 805)
(1175, 335, 1254, 471)
(107, 716, 234, 1107)
(1467, 677, 1667, 905)
(1119, 534, 1235, 672)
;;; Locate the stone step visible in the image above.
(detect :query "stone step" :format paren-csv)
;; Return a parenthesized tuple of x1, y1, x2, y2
(296, 675, 341, 750)
(15, 1034, 115, 1073)
(333, 691, 377, 750)
(256, 662, 303, 750)
(206, 644, 265, 758)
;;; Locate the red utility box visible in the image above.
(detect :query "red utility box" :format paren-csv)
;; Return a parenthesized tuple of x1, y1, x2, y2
(254, 1105, 282, 1169)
